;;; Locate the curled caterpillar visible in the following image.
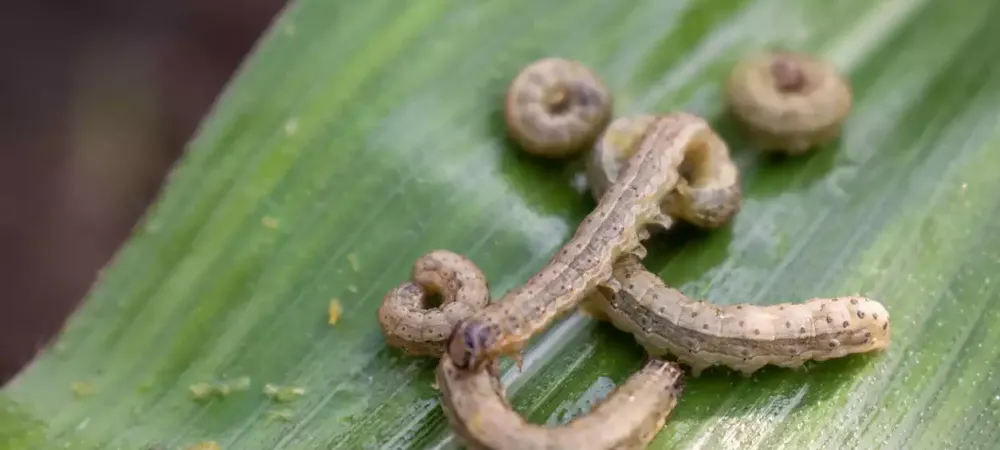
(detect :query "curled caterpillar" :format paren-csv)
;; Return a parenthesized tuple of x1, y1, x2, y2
(437, 355, 684, 450)
(725, 50, 853, 155)
(447, 113, 739, 372)
(377, 250, 490, 356)
(504, 58, 613, 158)
(377, 250, 686, 450)
(586, 114, 743, 230)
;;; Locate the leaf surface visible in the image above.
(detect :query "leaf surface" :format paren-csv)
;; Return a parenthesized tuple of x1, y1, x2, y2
(4, 0, 1000, 449)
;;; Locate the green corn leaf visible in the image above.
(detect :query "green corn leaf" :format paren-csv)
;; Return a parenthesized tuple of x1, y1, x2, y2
(4, 0, 1000, 449)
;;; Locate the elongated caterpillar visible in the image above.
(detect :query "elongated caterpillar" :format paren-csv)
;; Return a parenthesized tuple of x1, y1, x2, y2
(725, 50, 853, 155)
(447, 113, 740, 372)
(584, 255, 891, 377)
(504, 58, 613, 158)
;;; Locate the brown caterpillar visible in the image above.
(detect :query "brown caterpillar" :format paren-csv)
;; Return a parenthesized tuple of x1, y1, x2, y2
(377, 250, 490, 356)
(437, 354, 684, 450)
(585, 114, 743, 230)
(504, 58, 614, 158)
(584, 254, 891, 377)
(725, 50, 853, 155)
(582, 114, 889, 376)
(377, 250, 686, 450)
(447, 113, 740, 372)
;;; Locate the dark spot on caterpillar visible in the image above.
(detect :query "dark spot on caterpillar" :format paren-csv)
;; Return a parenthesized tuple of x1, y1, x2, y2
(857, 311, 866, 319)
(702, 324, 709, 330)
(826, 316, 833, 324)
(842, 321, 850, 328)
(872, 313, 879, 320)
(800, 326, 807, 333)
(754, 329, 760, 335)
(883, 322, 888, 330)
(659, 307, 666, 314)
(850, 298, 859, 305)
(628, 283, 635, 290)
(779, 306, 785, 310)
(828, 341, 837, 348)
(785, 321, 791, 328)
(739, 320, 745, 327)
(736, 305, 743, 310)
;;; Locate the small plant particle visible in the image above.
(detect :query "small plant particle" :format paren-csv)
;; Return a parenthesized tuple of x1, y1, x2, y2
(185, 442, 221, 450)
(71, 381, 95, 398)
(266, 409, 296, 422)
(264, 384, 306, 403)
(328, 299, 343, 325)
(347, 253, 361, 272)
(261, 216, 280, 229)
(189, 382, 216, 400)
(189, 376, 251, 400)
(228, 376, 251, 392)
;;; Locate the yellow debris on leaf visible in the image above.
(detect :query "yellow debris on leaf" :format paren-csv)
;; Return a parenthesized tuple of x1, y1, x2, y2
(189, 376, 251, 400)
(189, 382, 216, 400)
(264, 383, 306, 403)
(266, 409, 296, 422)
(186, 442, 221, 450)
(328, 298, 343, 325)
(347, 252, 361, 272)
(261, 216, 280, 229)
(217, 376, 251, 396)
(71, 381, 95, 398)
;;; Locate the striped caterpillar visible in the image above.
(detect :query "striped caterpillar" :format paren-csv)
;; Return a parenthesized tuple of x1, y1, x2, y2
(447, 112, 741, 373)
(583, 254, 891, 377)
(437, 354, 684, 450)
(377, 250, 489, 356)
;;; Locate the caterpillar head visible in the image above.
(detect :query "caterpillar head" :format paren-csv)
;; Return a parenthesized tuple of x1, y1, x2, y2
(447, 319, 495, 370)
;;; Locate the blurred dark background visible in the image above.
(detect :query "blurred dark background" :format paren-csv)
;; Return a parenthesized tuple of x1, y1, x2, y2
(1, 0, 287, 383)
